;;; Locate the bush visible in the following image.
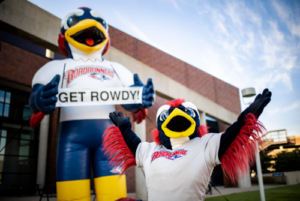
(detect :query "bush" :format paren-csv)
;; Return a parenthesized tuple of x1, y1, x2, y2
(272, 148, 300, 172)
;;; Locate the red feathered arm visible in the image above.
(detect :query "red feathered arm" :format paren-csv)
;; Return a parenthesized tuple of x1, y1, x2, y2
(220, 113, 266, 183)
(132, 109, 147, 124)
(102, 126, 136, 175)
(29, 111, 45, 129)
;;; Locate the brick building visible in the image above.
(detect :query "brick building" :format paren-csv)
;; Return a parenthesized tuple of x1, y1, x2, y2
(0, 0, 241, 197)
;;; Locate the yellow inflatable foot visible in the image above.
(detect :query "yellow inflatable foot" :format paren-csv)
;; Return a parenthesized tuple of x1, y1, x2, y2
(57, 179, 91, 201)
(94, 175, 127, 201)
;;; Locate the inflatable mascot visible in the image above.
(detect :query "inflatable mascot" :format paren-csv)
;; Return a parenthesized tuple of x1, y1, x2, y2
(103, 89, 272, 201)
(29, 7, 155, 201)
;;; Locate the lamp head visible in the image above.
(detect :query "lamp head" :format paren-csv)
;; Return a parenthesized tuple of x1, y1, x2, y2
(242, 87, 256, 98)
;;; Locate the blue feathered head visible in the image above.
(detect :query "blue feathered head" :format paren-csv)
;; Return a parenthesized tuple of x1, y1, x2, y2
(58, 7, 110, 58)
(153, 99, 202, 149)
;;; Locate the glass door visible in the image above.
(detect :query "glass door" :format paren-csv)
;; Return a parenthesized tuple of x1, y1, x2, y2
(0, 85, 39, 194)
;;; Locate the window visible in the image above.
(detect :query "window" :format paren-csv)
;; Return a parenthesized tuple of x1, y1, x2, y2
(0, 85, 39, 193)
(45, 49, 54, 59)
(0, 90, 11, 117)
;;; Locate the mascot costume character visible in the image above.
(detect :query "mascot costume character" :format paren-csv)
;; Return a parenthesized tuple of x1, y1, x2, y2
(103, 89, 272, 201)
(29, 7, 155, 201)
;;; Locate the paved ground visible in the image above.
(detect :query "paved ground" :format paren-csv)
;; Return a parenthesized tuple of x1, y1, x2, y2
(0, 185, 287, 201)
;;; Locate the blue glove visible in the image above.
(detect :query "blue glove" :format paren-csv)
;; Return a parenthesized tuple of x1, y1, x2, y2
(109, 111, 130, 128)
(29, 75, 60, 114)
(121, 74, 155, 113)
(132, 74, 155, 108)
(247, 88, 272, 119)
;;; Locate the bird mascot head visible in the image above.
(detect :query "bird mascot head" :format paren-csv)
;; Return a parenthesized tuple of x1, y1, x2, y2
(153, 99, 208, 150)
(58, 7, 110, 59)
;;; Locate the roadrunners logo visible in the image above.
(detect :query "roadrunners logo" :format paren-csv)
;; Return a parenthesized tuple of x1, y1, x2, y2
(151, 149, 187, 163)
(65, 66, 114, 86)
(90, 73, 111, 81)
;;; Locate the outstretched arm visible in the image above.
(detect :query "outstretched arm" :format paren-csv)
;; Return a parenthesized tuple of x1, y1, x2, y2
(218, 88, 272, 159)
(109, 111, 141, 157)
(218, 89, 271, 182)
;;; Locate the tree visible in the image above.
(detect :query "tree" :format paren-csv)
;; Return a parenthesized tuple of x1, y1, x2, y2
(272, 148, 300, 172)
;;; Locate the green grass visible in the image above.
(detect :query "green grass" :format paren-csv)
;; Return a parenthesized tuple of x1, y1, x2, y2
(205, 185, 300, 201)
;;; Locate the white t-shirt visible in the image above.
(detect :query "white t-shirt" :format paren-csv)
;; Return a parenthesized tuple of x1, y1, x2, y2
(136, 134, 222, 201)
(32, 58, 134, 122)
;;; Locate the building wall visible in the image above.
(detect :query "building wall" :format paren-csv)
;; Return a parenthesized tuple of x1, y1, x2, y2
(263, 171, 300, 185)
(45, 108, 59, 186)
(296, 136, 300, 146)
(0, 41, 49, 86)
(109, 28, 241, 115)
(218, 121, 230, 133)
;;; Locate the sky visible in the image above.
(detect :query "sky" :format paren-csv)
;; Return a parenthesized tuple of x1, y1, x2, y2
(28, 0, 300, 137)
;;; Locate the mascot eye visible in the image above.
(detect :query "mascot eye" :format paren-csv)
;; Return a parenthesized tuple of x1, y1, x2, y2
(185, 108, 196, 118)
(96, 17, 107, 29)
(159, 111, 169, 121)
(67, 15, 80, 27)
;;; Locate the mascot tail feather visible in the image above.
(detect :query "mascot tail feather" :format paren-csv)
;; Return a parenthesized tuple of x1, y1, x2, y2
(30, 111, 45, 129)
(103, 126, 136, 175)
(220, 113, 265, 183)
(151, 129, 161, 145)
(132, 109, 147, 124)
(198, 125, 209, 137)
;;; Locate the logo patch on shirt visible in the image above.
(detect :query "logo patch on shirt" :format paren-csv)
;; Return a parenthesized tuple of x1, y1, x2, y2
(65, 66, 114, 86)
(151, 149, 187, 163)
(90, 73, 111, 81)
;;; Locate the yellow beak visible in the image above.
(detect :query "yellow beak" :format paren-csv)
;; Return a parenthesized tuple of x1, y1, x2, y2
(161, 108, 196, 138)
(65, 19, 109, 54)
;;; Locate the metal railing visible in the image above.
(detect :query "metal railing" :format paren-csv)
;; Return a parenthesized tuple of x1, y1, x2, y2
(265, 129, 287, 143)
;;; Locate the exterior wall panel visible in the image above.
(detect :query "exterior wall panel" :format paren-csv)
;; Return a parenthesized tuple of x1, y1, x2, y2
(0, 41, 49, 86)
(109, 27, 241, 115)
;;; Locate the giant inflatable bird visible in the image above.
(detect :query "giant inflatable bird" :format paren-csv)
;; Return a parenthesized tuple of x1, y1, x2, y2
(103, 89, 271, 201)
(29, 7, 155, 201)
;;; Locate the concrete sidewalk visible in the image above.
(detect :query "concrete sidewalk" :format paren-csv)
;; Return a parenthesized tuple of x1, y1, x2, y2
(0, 185, 287, 201)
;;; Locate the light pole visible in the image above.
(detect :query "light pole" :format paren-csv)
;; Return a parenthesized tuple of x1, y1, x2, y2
(241, 87, 265, 201)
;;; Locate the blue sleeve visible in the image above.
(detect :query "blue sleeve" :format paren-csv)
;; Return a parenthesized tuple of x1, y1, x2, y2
(218, 108, 249, 159)
(118, 120, 142, 157)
